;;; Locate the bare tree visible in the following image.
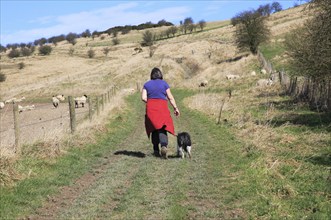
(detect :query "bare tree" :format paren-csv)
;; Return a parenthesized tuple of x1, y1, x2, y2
(198, 20, 207, 31)
(233, 10, 270, 54)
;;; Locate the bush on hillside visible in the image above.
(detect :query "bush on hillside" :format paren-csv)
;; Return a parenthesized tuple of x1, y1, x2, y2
(141, 30, 155, 47)
(68, 47, 75, 56)
(271, 2, 282, 12)
(233, 9, 270, 54)
(198, 20, 207, 31)
(285, 0, 331, 80)
(0, 44, 6, 53)
(18, 62, 25, 69)
(39, 45, 52, 55)
(8, 49, 20, 58)
(0, 72, 6, 82)
(34, 38, 47, 46)
(66, 33, 78, 45)
(81, 29, 91, 38)
(111, 37, 120, 45)
(87, 48, 95, 58)
(103, 47, 110, 56)
(21, 47, 32, 57)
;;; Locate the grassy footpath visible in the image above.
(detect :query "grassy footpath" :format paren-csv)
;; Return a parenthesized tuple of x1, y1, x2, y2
(1, 89, 330, 219)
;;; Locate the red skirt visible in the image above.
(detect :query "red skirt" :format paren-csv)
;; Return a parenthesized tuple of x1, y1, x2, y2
(145, 99, 175, 138)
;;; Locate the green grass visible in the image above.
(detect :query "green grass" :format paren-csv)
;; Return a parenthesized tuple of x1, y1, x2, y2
(260, 42, 286, 61)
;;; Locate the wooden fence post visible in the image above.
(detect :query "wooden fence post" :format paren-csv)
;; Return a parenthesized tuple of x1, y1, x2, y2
(101, 95, 104, 111)
(136, 82, 140, 92)
(68, 96, 76, 133)
(13, 103, 20, 153)
(96, 96, 100, 116)
(217, 91, 232, 125)
(88, 96, 93, 122)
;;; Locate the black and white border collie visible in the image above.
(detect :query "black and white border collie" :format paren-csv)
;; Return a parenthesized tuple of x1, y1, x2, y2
(177, 132, 192, 159)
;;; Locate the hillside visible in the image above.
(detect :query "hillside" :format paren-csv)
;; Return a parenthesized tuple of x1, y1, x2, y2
(0, 4, 310, 100)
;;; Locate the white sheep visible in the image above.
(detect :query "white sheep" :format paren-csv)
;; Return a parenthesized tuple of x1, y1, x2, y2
(261, 69, 267, 74)
(226, 74, 240, 80)
(52, 96, 60, 108)
(198, 80, 208, 87)
(0, 102, 4, 109)
(56, 94, 65, 101)
(256, 78, 273, 87)
(74, 95, 88, 108)
(18, 104, 35, 113)
(5, 96, 26, 104)
(251, 71, 256, 76)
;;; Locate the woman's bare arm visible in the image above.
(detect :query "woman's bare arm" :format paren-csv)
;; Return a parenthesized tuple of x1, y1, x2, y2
(141, 88, 147, 103)
(166, 88, 180, 116)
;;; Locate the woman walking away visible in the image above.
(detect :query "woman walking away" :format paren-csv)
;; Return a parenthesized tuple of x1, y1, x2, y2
(141, 67, 180, 159)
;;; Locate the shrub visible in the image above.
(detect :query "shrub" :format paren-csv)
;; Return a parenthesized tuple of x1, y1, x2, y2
(112, 38, 120, 45)
(68, 47, 75, 56)
(198, 20, 207, 31)
(185, 58, 200, 77)
(168, 26, 178, 37)
(21, 47, 32, 57)
(141, 30, 154, 46)
(0, 44, 7, 53)
(8, 49, 20, 58)
(103, 47, 110, 56)
(66, 32, 78, 45)
(0, 72, 6, 82)
(39, 45, 52, 55)
(87, 48, 95, 58)
(18, 62, 25, 69)
(233, 10, 270, 54)
(100, 36, 105, 40)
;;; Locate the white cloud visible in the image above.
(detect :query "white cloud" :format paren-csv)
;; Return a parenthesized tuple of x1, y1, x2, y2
(1, 2, 189, 44)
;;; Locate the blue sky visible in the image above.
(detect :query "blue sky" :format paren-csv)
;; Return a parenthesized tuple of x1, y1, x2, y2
(0, 0, 305, 45)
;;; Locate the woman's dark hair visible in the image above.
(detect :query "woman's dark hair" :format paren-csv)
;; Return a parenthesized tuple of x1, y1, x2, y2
(150, 67, 163, 80)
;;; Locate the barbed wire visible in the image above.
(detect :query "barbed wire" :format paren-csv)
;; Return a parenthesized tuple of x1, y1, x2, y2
(0, 91, 116, 144)
(0, 109, 89, 132)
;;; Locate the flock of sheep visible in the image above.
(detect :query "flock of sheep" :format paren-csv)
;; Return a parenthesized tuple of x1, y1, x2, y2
(198, 68, 275, 88)
(1, 68, 274, 112)
(0, 94, 88, 113)
(52, 94, 88, 108)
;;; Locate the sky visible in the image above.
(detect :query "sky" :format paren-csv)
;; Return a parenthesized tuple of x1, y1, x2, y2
(0, 0, 306, 45)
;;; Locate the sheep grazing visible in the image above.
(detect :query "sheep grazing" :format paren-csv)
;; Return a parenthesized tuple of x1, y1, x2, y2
(74, 95, 88, 108)
(56, 94, 65, 101)
(251, 71, 256, 76)
(52, 96, 60, 108)
(256, 78, 273, 87)
(18, 104, 35, 113)
(133, 47, 143, 55)
(5, 96, 26, 104)
(198, 80, 208, 87)
(261, 69, 267, 74)
(226, 74, 240, 80)
(0, 102, 4, 109)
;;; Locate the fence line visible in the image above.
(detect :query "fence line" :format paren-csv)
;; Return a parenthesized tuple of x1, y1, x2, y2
(257, 50, 331, 110)
(0, 87, 118, 154)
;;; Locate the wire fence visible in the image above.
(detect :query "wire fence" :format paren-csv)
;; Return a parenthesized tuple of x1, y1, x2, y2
(257, 50, 331, 110)
(0, 87, 117, 154)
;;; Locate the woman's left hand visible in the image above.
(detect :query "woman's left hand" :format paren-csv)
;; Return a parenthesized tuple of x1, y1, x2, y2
(174, 107, 180, 117)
